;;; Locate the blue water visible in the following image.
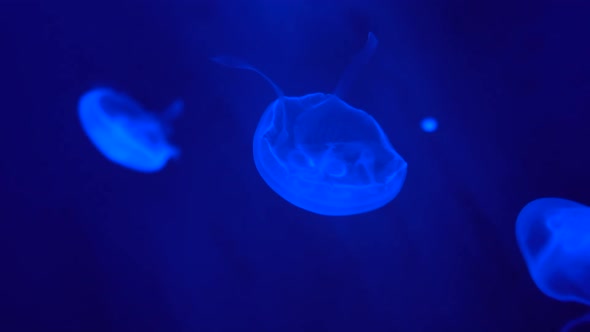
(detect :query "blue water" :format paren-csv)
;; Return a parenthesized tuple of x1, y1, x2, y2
(2, 1, 589, 331)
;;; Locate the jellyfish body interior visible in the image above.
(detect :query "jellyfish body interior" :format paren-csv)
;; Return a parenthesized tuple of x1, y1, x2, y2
(516, 197, 590, 305)
(78, 88, 183, 173)
(212, 32, 407, 216)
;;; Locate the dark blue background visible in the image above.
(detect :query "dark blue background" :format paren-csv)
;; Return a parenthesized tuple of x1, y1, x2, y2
(1, 0, 589, 331)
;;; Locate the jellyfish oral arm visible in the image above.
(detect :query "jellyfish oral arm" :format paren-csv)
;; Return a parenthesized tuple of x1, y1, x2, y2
(333, 32, 379, 98)
(161, 99, 184, 121)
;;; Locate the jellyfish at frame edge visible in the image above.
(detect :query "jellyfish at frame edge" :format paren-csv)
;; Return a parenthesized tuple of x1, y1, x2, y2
(515, 197, 590, 305)
(78, 87, 183, 173)
(212, 32, 407, 216)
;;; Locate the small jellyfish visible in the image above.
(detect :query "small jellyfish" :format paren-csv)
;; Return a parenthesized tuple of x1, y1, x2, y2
(213, 32, 407, 216)
(78, 87, 183, 173)
(420, 117, 438, 132)
(515, 197, 590, 305)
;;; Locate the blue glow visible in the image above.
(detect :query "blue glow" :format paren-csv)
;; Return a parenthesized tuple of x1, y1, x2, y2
(560, 312, 590, 332)
(515, 197, 590, 305)
(420, 117, 438, 132)
(213, 33, 407, 216)
(78, 88, 183, 173)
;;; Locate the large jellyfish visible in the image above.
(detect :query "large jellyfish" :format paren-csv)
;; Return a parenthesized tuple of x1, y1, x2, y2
(516, 197, 590, 304)
(78, 87, 183, 173)
(213, 32, 407, 216)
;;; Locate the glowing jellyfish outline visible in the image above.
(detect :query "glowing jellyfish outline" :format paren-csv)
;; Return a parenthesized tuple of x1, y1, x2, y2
(213, 32, 407, 216)
(560, 312, 590, 332)
(78, 87, 183, 173)
(515, 197, 590, 305)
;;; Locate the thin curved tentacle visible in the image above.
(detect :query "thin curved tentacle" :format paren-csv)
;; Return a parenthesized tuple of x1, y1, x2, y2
(211, 55, 284, 97)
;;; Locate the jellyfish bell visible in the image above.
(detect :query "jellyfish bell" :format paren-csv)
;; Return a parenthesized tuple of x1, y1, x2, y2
(213, 32, 407, 216)
(78, 87, 182, 173)
(255, 93, 406, 216)
(516, 197, 590, 305)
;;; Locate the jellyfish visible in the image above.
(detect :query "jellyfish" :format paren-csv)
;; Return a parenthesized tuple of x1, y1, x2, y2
(515, 197, 590, 305)
(420, 117, 438, 133)
(78, 87, 183, 173)
(212, 32, 407, 216)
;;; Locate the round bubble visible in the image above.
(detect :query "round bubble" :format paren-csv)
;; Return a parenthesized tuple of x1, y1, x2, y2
(420, 117, 438, 132)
